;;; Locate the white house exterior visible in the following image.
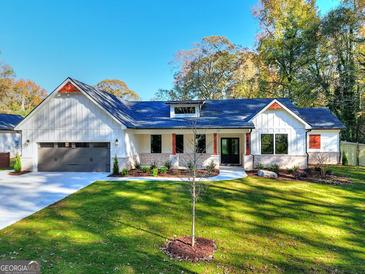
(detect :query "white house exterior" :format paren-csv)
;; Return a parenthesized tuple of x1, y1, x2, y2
(0, 114, 22, 157)
(15, 78, 344, 172)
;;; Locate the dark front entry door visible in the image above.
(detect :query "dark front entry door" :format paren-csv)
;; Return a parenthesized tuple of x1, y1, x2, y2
(221, 138, 240, 165)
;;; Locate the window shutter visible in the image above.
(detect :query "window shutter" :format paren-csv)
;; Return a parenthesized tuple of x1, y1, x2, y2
(309, 134, 321, 149)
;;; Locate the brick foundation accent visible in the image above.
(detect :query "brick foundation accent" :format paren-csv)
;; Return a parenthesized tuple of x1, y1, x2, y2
(308, 152, 340, 165)
(254, 155, 307, 169)
(139, 153, 171, 167)
(139, 153, 219, 168)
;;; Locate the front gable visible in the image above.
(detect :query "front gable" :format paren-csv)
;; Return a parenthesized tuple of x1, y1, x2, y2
(16, 78, 125, 131)
(250, 100, 309, 155)
(250, 99, 311, 130)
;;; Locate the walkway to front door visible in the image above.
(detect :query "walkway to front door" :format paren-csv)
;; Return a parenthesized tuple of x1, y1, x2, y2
(221, 138, 240, 165)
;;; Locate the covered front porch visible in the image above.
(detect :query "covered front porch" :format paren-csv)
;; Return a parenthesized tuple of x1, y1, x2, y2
(129, 129, 252, 169)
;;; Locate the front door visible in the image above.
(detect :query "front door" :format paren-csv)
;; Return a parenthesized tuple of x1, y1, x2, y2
(221, 138, 240, 165)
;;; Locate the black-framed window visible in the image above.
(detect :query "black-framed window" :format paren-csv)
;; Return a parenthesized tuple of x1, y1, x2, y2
(195, 134, 206, 153)
(151, 135, 162, 153)
(174, 106, 196, 114)
(275, 134, 288, 154)
(261, 134, 274, 154)
(261, 134, 288, 155)
(176, 135, 184, 153)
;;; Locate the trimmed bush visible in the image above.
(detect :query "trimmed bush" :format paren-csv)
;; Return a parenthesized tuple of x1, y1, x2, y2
(342, 153, 348, 166)
(268, 164, 279, 174)
(150, 161, 158, 169)
(141, 166, 150, 173)
(121, 168, 128, 176)
(256, 163, 265, 170)
(14, 154, 21, 173)
(113, 156, 119, 175)
(159, 166, 168, 174)
(151, 167, 158, 177)
(206, 160, 216, 175)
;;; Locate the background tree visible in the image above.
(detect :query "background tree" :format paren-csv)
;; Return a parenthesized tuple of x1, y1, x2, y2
(255, 0, 321, 106)
(96, 79, 140, 100)
(0, 53, 47, 116)
(156, 36, 243, 100)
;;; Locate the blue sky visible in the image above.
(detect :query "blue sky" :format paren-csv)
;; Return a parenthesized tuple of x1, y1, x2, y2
(1, 0, 339, 100)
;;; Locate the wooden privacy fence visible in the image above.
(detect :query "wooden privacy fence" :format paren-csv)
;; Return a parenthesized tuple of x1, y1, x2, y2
(341, 141, 365, 166)
(0, 152, 10, 169)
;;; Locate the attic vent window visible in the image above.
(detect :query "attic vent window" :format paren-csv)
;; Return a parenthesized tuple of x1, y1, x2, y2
(174, 106, 196, 114)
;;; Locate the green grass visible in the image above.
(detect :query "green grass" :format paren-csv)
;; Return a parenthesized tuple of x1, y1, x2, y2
(0, 166, 364, 273)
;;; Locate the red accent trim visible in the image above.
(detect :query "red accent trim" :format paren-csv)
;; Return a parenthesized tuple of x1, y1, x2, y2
(213, 133, 217, 155)
(59, 82, 79, 93)
(245, 132, 251, 155)
(268, 102, 282, 110)
(172, 133, 176, 155)
(309, 134, 321, 149)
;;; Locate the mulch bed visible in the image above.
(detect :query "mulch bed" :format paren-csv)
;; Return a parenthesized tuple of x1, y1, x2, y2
(162, 236, 217, 262)
(109, 169, 219, 178)
(247, 169, 352, 185)
(8, 171, 31, 176)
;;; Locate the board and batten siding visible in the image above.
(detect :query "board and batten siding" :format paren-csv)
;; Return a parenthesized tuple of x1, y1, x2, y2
(19, 92, 125, 171)
(307, 130, 340, 153)
(251, 109, 306, 155)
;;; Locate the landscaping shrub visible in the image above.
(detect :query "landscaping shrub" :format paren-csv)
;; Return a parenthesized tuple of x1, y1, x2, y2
(150, 161, 158, 169)
(113, 156, 119, 175)
(151, 167, 158, 177)
(121, 168, 128, 176)
(141, 166, 150, 173)
(256, 163, 264, 170)
(14, 153, 21, 173)
(292, 165, 299, 173)
(342, 153, 348, 166)
(206, 160, 216, 175)
(159, 166, 168, 174)
(268, 164, 279, 173)
(287, 168, 294, 174)
(164, 160, 172, 170)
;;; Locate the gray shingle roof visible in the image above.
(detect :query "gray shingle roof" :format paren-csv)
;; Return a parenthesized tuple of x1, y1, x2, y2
(0, 114, 23, 130)
(70, 78, 345, 130)
(296, 108, 345, 129)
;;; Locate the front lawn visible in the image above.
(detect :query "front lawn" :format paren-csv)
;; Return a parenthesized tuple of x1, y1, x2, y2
(0, 165, 364, 273)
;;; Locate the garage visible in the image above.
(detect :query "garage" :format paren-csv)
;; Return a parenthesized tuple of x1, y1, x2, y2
(38, 142, 110, 172)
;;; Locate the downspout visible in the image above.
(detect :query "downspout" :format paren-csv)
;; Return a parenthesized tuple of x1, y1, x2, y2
(248, 129, 253, 168)
(306, 129, 311, 168)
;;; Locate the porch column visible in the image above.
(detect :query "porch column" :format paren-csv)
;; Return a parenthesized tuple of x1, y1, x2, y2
(245, 132, 251, 155)
(172, 133, 176, 155)
(213, 133, 218, 155)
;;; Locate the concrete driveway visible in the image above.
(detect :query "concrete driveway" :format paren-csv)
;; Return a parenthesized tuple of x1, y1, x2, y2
(0, 171, 108, 230)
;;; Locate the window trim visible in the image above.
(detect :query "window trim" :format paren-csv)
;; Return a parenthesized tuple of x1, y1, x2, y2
(260, 133, 289, 155)
(170, 104, 200, 118)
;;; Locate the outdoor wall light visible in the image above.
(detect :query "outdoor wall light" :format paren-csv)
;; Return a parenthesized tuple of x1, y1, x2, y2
(115, 139, 119, 146)
(26, 139, 30, 144)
